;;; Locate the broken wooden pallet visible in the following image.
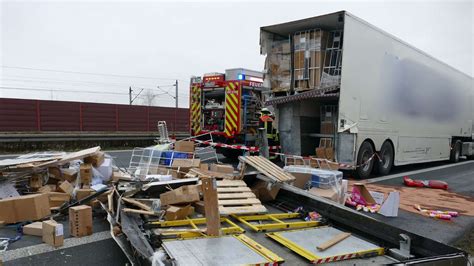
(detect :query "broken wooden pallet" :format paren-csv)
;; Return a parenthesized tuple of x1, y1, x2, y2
(238, 156, 295, 183)
(216, 180, 267, 215)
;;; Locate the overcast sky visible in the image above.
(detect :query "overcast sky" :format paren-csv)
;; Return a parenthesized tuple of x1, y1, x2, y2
(1, 0, 472, 107)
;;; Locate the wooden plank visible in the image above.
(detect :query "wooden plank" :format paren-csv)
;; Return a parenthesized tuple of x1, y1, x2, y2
(317, 232, 351, 251)
(217, 192, 256, 199)
(219, 204, 267, 215)
(216, 180, 246, 187)
(122, 197, 151, 211)
(245, 156, 283, 181)
(123, 208, 157, 216)
(257, 157, 295, 181)
(218, 198, 261, 206)
(246, 156, 294, 182)
(55, 146, 101, 165)
(201, 177, 221, 236)
(217, 187, 251, 193)
(188, 168, 233, 179)
(250, 156, 295, 181)
(240, 157, 280, 183)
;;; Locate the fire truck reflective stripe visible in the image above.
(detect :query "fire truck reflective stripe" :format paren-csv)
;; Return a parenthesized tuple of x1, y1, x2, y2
(226, 105, 238, 121)
(224, 82, 240, 137)
(229, 94, 239, 110)
(226, 113, 237, 128)
(190, 85, 201, 134)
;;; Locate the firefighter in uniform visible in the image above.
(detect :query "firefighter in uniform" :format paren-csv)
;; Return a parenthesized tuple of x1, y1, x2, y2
(259, 108, 278, 146)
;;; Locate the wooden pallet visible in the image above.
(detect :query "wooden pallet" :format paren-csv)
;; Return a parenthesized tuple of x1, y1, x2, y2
(238, 156, 295, 183)
(186, 168, 235, 180)
(216, 180, 267, 215)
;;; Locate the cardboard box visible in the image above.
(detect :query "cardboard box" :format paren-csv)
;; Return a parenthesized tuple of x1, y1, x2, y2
(252, 181, 280, 202)
(291, 172, 311, 189)
(171, 159, 200, 168)
(174, 141, 195, 153)
(58, 181, 74, 196)
(210, 164, 234, 174)
(294, 51, 306, 69)
(69, 205, 93, 237)
(47, 192, 71, 208)
(352, 183, 376, 205)
(48, 167, 62, 179)
(308, 187, 339, 202)
(42, 220, 64, 247)
(320, 121, 335, 134)
(285, 157, 306, 166)
(160, 185, 200, 206)
(61, 168, 78, 183)
(192, 201, 205, 215)
(165, 205, 194, 221)
(23, 222, 43, 236)
(200, 163, 209, 171)
(315, 147, 334, 161)
(84, 151, 105, 167)
(38, 184, 56, 193)
(80, 164, 92, 185)
(30, 174, 43, 190)
(0, 194, 51, 224)
(171, 159, 200, 178)
(152, 167, 178, 179)
(76, 188, 95, 202)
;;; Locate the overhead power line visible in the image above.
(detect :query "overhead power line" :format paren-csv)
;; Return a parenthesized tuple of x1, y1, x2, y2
(1, 74, 176, 88)
(2, 65, 181, 81)
(0, 86, 170, 98)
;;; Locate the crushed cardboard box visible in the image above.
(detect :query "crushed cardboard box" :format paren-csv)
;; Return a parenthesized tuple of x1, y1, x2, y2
(42, 220, 64, 247)
(165, 205, 194, 220)
(252, 180, 280, 202)
(58, 180, 74, 196)
(210, 164, 234, 174)
(160, 185, 201, 206)
(174, 141, 195, 153)
(23, 221, 43, 236)
(47, 192, 71, 208)
(84, 151, 105, 167)
(0, 194, 51, 223)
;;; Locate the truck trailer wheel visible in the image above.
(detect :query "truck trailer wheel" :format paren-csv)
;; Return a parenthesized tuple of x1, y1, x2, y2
(374, 141, 394, 175)
(450, 141, 461, 163)
(355, 141, 374, 179)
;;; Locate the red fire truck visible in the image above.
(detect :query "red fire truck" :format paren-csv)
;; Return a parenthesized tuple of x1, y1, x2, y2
(189, 69, 277, 157)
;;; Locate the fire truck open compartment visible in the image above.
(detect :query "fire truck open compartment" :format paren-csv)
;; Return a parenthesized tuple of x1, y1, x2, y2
(202, 88, 226, 132)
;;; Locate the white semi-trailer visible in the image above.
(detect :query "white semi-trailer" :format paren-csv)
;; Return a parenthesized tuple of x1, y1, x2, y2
(262, 11, 473, 178)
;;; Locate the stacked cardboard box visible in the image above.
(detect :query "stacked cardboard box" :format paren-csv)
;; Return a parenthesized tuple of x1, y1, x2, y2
(293, 29, 328, 91)
(265, 39, 291, 92)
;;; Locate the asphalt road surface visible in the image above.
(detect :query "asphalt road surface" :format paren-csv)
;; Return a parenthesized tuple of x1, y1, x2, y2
(0, 149, 473, 265)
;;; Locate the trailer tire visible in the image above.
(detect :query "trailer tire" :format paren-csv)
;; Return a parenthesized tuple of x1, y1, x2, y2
(355, 141, 374, 179)
(374, 141, 394, 176)
(450, 141, 461, 163)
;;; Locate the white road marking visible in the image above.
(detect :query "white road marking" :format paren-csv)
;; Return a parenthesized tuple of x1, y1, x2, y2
(366, 160, 474, 183)
(1, 231, 111, 262)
